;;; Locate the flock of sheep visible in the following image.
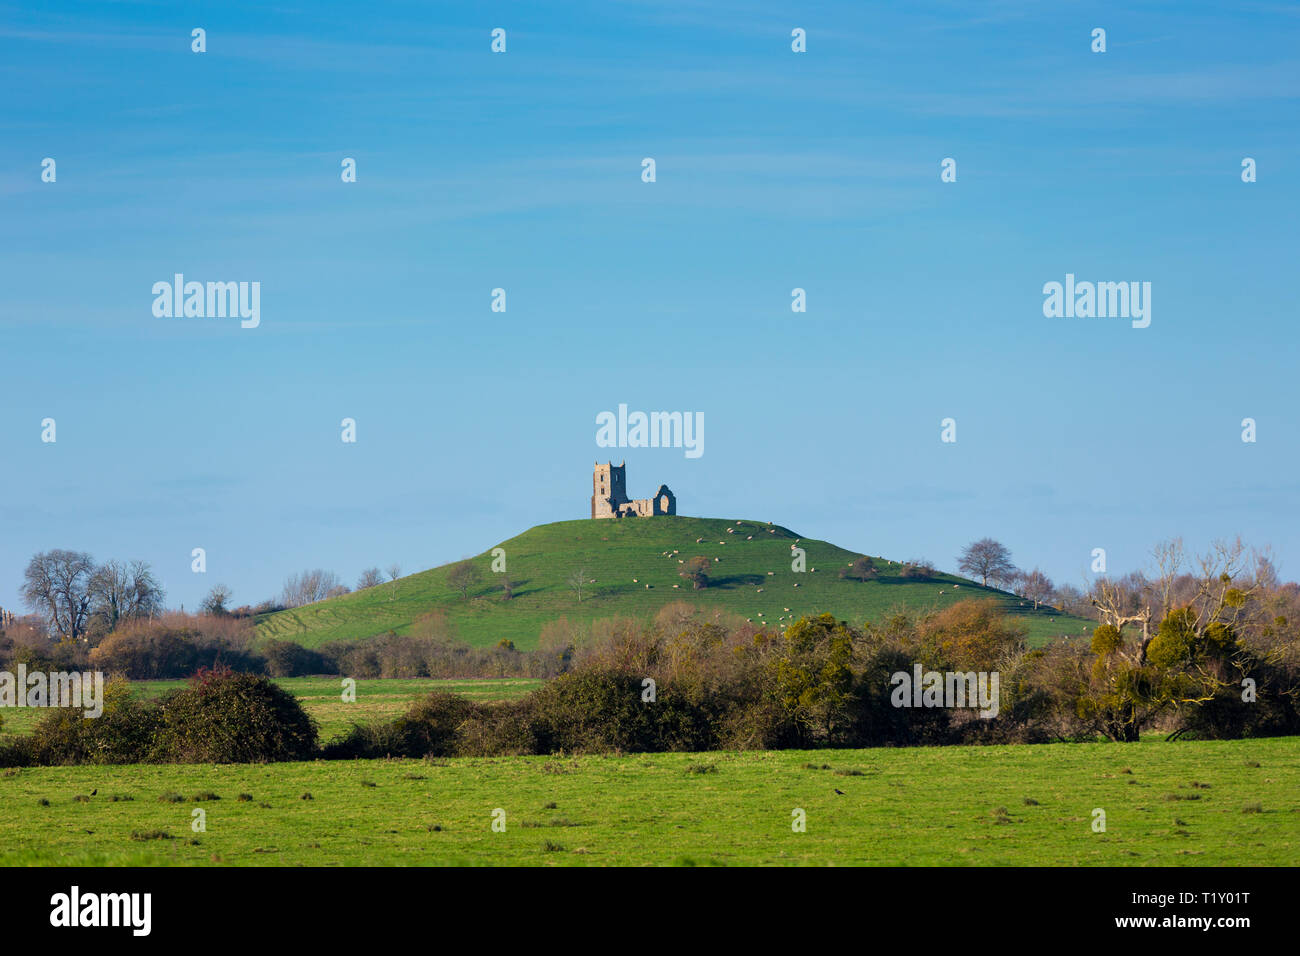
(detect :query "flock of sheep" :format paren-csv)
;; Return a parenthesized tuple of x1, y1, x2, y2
(632, 520, 820, 626)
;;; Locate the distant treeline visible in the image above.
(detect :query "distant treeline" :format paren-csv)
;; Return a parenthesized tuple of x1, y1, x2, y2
(0, 610, 566, 682)
(4, 580, 1298, 766)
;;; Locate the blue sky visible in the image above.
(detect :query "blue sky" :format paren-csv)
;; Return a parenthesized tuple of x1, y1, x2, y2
(1, 0, 1297, 613)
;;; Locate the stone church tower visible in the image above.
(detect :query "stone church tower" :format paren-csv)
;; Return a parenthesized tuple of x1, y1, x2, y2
(591, 461, 676, 518)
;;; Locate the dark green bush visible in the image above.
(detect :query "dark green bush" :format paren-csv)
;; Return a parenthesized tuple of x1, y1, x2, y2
(321, 718, 411, 759)
(391, 691, 480, 757)
(529, 669, 701, 753)
(24, 679, 160, 765)
(153, 668, 317, 763)
(456, 700, 540, 757)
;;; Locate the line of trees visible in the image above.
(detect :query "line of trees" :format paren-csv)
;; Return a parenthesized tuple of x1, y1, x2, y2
(955, 539, 1051, 607)
(20, 550, 164, 644)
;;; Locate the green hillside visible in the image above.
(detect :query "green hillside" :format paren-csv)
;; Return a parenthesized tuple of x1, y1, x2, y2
(256, 517, 1094, 650)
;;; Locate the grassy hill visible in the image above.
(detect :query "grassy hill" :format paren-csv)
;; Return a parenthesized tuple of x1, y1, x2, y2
(256, 517, 1094, 650)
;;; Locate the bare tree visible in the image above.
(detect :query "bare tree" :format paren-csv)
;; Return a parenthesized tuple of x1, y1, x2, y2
(900, 559, 936, 580)
(957, 538, 1015, 588)
(680, 556, 711, 589)
(88, 559, 164, 635)
(281, 569, 344, 608)
(1090, 577, 1154, 664)
(567, 568, 589, 603)
(1151, 537, 1186, 621)
(1052, 583, 1093, 618)
(839, 556, 877, 583)
(447, 560, 482, 599)
(1015, 568, 1056, 610)
(386, 564, 402, 582)
(357, 567, 385, 590)
(200, 584, 234, 616)
(21, 550, 96, 644)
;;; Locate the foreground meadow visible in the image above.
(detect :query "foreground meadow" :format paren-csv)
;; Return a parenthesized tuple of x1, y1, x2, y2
(1, 737, 1295, 866)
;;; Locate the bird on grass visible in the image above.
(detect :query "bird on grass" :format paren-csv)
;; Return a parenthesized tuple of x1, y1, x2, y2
(833, 789, 845, 796)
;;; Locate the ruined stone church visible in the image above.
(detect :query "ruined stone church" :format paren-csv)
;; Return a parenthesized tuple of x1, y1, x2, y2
(591, 461, 676, 519)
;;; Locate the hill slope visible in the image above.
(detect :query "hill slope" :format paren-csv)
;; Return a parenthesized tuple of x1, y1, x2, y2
(256, 517, 1093, 649)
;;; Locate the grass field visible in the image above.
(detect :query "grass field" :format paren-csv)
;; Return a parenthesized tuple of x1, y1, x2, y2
(2, 737, 1295, 866)
(0, 677, 542, 743)
(257, 517, 1094, 650)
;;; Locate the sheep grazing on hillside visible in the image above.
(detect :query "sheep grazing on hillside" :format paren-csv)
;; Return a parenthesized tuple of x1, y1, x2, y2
(767, 571, 774, 576)
(793, 583, 800, 588)
(633, 578, 638, 583)
(757, 588, 764, 593)
(747, 535, 753, 540)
